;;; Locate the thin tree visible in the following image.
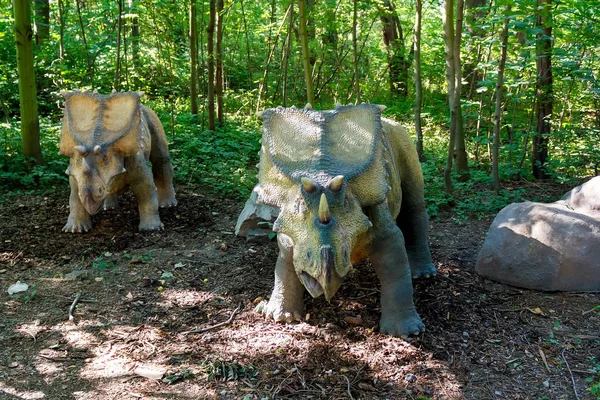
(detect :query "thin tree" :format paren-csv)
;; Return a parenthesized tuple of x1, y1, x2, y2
(216, 0, 224, 125)
(207, 0, 216, 130)
(13, 0, 43, 164)
(380, 0, 408, 97)
(190, 0, 199, 115)
(533, 0, 553, 179)
(128, 0, 139, 67)
(256, 3, 291, 112)
(442, 0, 469, 193)
(281, 0, 294, 107)
(298, 0, 315, 105)
(34, 0, 49, 44)
(57, 0, 65, 59)
(352, 0, 360, 103)
(114, 0, 123, 90)
(414, 0, 424, 161)
(492, 6, 510, 192)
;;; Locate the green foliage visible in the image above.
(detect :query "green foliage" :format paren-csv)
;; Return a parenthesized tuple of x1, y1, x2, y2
(164, 112, 261, 200)
(92, 256, 115, 271)
(201, 358, 258, 382)
(586, 357, 600, 399)
(0, 120, 68, 191)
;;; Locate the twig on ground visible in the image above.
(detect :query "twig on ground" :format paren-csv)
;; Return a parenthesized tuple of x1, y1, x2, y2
(342, 375, 354, 400)
(561, 349, 580, 400)
(567, 334, 600, 341)
(182, 302, 243, 335)
(39, 354, 70, 362)
(538, 347, 551, 374)
(582, 307, 600, 315)
(69, 292, 82, 322)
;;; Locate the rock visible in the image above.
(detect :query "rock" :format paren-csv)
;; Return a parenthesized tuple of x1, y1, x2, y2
(64, 270, 89, 280)
(476, 177, 600, 291)
(234, 189, 279, 239)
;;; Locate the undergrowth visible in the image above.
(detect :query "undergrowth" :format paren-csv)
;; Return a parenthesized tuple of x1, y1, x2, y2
(0, 104, 590, 217)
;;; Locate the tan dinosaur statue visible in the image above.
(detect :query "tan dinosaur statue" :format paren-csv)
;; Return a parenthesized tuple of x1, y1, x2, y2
(59, 90, 176, 232)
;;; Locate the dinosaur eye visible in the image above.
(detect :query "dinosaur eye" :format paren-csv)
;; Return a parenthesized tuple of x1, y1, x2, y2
(344, 198, 350, 211)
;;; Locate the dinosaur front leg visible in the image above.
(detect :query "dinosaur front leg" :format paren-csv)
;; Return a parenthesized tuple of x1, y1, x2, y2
(264, 235, 305, 323)
(126, 156, 163, 231)
(368, 207, 424, 337)
(63, 176, 92, 233)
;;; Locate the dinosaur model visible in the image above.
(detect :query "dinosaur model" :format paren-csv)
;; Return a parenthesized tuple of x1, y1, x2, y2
(252, 104, 435, 337)
(59, 90, 176, 232)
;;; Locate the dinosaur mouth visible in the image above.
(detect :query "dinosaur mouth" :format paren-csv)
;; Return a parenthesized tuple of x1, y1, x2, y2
(299, 272, 324, 298)
(82, 194, 103, 216)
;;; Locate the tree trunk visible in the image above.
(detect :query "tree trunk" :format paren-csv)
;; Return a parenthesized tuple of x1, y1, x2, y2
(442, 0, 457, 193)
(380, 0, 408, 97)
(352, 0, 360, 103)
(189, 0, 199, 115)
(492, 6, 509, 192)
(114, 0, 123, 90)
(414, 0, 424, 161)
(58, 0, 65, 59)
(298, 0, 315, 105)
(13, 0, 43, 164)
(453, 0, 469, 181)
(240, 0, 253, 90)
(34, 0, 49, 44)
(76, 0, 92, 85)
(216, 0, 224, 125)
(281, 0, 294, 107)
(533, 0, 553, 179)
(256, 4, 291, 112)
(128, 0, 139, 68)
(207, 0, 216, 130)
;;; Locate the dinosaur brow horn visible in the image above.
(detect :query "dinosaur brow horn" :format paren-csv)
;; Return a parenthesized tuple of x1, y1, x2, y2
(318, 193, 331, 224)
(329, 175, 344, 192)
(301, 177, 317, 194)
(73, 145, 88, 156)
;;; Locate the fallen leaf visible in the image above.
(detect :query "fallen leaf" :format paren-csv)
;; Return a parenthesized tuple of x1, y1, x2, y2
(134, 366, 166, 380)
(344, 316, 363, 326)
(528, 307, 545, 316)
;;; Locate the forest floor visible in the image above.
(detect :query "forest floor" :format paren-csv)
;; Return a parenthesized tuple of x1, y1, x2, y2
(0, 181, 599, 400)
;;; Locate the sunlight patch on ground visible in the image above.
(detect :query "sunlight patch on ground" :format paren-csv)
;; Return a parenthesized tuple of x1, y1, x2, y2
(158, 288, 215, 308)
(33, 357, 64, 385)
(0, 382, 45, 399)
(16, 320, 46, 340)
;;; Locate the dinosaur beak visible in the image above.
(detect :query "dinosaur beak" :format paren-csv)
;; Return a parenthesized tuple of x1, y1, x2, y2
(81, 187, 103, 216)
(299, 245, 342, 301)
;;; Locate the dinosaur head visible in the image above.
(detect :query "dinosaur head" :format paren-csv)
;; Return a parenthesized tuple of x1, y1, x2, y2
(275, 175, 371, 301)
(66, 145, 125, 215)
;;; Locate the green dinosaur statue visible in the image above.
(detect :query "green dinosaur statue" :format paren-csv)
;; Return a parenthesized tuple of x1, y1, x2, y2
(253, 104, 435, 337)
(59, 90, 176, 232)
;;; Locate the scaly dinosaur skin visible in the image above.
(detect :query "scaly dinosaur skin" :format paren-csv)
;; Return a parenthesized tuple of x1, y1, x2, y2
(59, 90, 176, 232)
(254, 104, 435, 337)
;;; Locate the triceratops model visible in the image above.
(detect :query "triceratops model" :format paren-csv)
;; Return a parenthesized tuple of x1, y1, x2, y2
(59, 90, 176, 232)
(253, 104, 435, 337)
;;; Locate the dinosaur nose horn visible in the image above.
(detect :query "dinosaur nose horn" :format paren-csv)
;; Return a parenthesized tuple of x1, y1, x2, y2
(318, 193, 331, 224)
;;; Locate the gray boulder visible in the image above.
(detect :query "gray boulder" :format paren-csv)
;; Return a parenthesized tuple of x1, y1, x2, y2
(476, 176, 600, 291)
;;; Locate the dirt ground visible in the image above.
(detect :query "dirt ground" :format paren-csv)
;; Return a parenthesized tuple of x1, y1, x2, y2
(0, 182, 599, 400)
